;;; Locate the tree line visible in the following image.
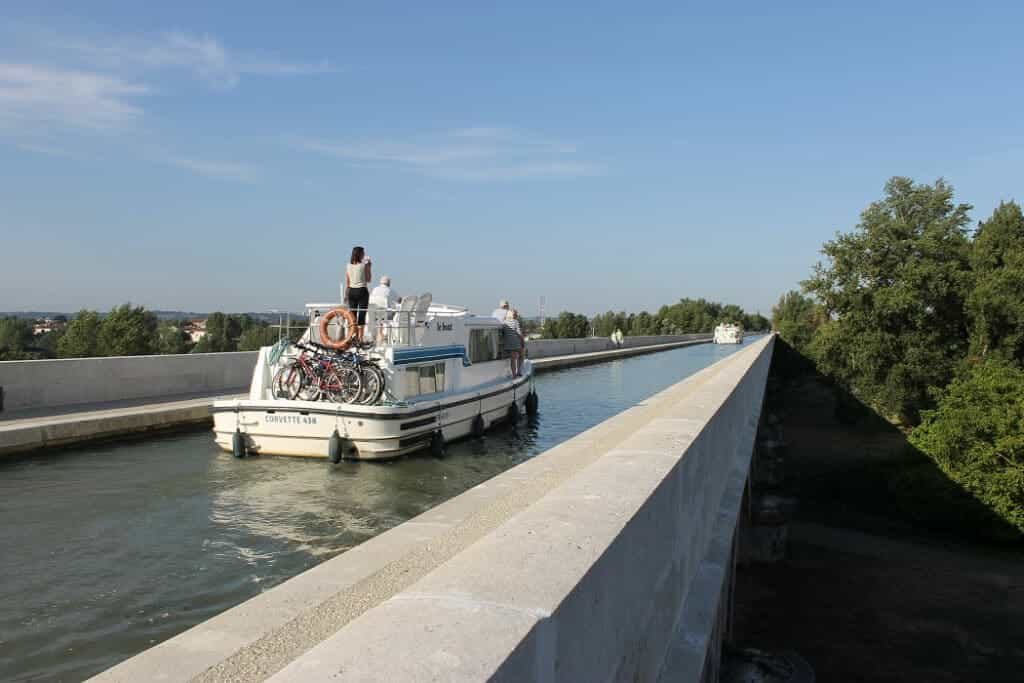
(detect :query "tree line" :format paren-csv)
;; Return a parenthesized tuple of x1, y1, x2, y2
(0, 306, 281, 360)
(541, 300, 769, 339)
(772, 177, 1024, 537)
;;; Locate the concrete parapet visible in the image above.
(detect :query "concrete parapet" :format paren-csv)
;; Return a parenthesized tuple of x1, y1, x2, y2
(526, 333, 709, 359)
(0, 338, 714, 458)
(0, 352, 258, 413)
(92, 335, 773, 682)
(0, 336, 710, 415)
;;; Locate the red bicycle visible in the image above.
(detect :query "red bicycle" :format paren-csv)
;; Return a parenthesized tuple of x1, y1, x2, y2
(273, 344, 362, 403)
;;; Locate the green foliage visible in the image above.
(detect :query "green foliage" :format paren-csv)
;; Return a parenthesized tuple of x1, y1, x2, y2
(909, 359, 1024, 537)
(803, 177, 973, 422)
(157, 320, 192, 354)
(98, 304, 158, 356)
(592, 311, 630, 337)
(237, 325, 279, 351)
(0, 317, 34, 360)
(541, 311, 590, 339)
(968, 201, 1024, 362)
(33, 329, 64, 358)
(744, 312, 769, 331)
(196, 313, 253, 352)
(558, 300, 767, 340)
(771, 290, 822, 351)
(57, 310, 102, 358)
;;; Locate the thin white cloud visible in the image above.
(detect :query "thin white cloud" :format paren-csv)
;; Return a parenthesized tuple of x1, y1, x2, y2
(436, 161, 604, 181)
(52, 31, 334, 88)
(449, 126, 577, 153)
(0, 62, 149, 131)
(297, 129, 602, 181)
(298, 139, 490, 166)
(160, 155, 260, 182)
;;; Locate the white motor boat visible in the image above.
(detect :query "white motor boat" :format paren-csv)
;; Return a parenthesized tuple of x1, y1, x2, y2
(713, 323, 744, 344)
(212, 298, 536, 461)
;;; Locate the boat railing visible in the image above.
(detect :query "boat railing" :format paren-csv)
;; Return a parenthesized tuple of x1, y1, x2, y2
(304, 305, 468, 349)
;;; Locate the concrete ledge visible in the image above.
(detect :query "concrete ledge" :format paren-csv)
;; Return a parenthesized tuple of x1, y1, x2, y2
(91, 336, 773, 682)
(0, 394, 243, 456)
(530, 336, 711, 371)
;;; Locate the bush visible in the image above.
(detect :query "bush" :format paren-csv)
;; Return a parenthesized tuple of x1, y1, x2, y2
(909, 359, 1024, 537)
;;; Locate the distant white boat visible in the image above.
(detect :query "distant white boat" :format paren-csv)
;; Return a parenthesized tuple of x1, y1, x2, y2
(212, 299, 536, 461)
(713, 323, 743, 345)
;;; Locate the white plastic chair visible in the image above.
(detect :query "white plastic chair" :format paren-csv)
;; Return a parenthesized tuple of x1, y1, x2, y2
(364, 301, 380, 346)
(397, 296, 418, 346)
(414, 292, 433, 324)
(413, 293, 433, 344)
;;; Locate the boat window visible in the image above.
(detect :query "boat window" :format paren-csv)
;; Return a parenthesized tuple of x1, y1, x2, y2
(404, 362, 446, 397)
(468, 328, 502, 363)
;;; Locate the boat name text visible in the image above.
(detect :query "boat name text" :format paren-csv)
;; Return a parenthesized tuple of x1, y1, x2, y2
(264, 414, 319, 425)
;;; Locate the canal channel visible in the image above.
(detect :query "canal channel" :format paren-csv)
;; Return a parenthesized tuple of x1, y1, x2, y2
(0, 339, 759, 682)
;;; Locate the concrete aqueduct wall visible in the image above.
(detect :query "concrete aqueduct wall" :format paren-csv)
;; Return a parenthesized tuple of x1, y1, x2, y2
(525, 333, 709, 359)
(0, 352, 259, 413)
(0, 335, 708, 414)
(93, 335, 774, 683)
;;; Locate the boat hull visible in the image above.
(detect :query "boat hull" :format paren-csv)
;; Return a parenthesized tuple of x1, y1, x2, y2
(212, 373, 533, 461)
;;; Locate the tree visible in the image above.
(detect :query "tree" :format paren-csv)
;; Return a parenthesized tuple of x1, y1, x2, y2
(58, 310, 102, 358)
(967, 201, 1024, 362)
(196, 312, 250, 352)
(33, 328, 64, 358)
(157, 320, 192, 354)
(540, 311, 590, 338)
(719, 304, 744, 324)
(909, 358, 1024, 537)
(771, 291, 821, 351)
(238, 325, 279, 351)
(0, 317, 34, 360)
(803, 177, 973, 422)
(744, 312, 769, 332)
(555, 311, 590, 338)
(98, 304, 158, 356)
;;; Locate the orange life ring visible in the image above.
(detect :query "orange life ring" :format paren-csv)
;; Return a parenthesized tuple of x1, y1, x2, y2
(319, 308, 358, 350)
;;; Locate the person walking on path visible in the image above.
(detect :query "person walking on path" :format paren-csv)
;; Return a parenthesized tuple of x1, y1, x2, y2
(344, 246, 372, 344)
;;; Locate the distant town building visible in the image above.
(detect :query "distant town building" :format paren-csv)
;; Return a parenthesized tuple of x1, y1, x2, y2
(32, 319, 66, 336)
(183, 319, 207, 343)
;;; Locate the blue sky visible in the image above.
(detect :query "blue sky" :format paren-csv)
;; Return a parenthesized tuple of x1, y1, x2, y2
(1, 1, 1022, 317)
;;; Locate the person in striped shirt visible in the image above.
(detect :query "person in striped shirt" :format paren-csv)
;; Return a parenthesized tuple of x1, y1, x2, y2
(503, 308, 525, 377)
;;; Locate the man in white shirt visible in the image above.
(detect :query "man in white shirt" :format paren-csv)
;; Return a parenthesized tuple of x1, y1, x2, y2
(369, 276, 400, 313)
(492, 299, 509, 321)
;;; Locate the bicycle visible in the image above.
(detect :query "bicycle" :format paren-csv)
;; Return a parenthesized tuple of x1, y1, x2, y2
(274, 343, 362, 403)
(305, 341, 386, 406)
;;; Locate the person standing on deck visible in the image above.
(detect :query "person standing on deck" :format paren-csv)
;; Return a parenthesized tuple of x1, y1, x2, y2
(369, 275, 400, 315)
(492, 299, 509, 321)
(503, 308, 525, 377)
(343, 246, 372, 345)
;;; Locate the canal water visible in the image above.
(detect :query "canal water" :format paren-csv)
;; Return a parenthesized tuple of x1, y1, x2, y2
(0, 339, 758, 682)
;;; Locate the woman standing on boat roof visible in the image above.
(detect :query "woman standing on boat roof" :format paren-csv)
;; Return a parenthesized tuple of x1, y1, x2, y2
(344, 246, 372, 344)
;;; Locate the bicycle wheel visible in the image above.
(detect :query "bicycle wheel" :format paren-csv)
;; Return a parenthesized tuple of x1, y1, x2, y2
(357, 363, 385, 405)
(273, 362, 304, 400)
(296, 365, 324, 401)
(326, 365, 362, 404)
